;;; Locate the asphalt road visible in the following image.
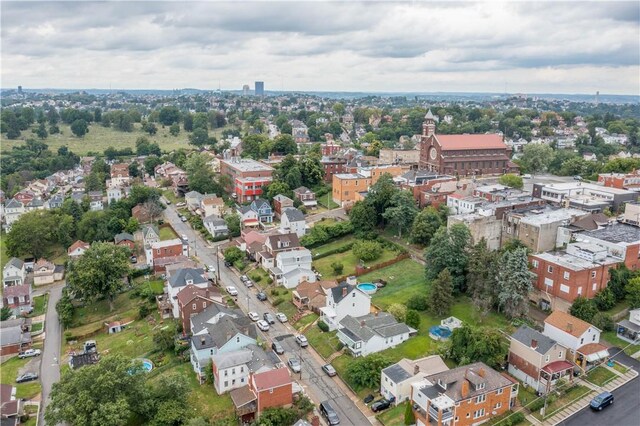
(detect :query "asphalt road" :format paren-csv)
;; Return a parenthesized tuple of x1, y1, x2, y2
(560, 347, 640, 426)
(38, 284, 64, 425)
(165, 205, 372, 426)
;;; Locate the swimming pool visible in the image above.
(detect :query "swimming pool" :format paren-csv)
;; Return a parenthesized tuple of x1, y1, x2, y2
(357, 283, 377, 294)
(429, 325, 453, 341)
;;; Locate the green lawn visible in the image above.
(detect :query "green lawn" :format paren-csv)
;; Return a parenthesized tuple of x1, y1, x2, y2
(313, 245, 401, 279)
(533, 385, 592, 421)
(159, 226, 178, 241)
(317, 196, 339, 209)
(376, 403, 406, 426)
(0, 234, 8, 269)
(586, 366, 617, 386)
(0, 356, 41, 399)
(31, 322, 43, 333)
(310, 235, 356, 257)
(365, 259, 426, 308)
(295, 313, 318, 331)
(517, 381, 538, 407)
(305, 326, 343, 359)
(67, 291, 142, 338)
(137, 278, 165, 295)
(30, 294, 49, 317)
(248, 268, 271, 288)
(602, 331, 640, 355)
(162, 190, 181, 204)
(603, 299, 630, 316)
(612, 362, 630, 374)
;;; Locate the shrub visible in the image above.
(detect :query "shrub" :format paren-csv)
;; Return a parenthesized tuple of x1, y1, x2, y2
(405, 309, 421, 329)
(272, 297, 284, 306)
(346, 354, 392, 389)
(404, 401, 415, 425)
(331, 262, 344, 275)
(527, 397, 545, 412)
(271, 289, 280, 296)
(224, 246, 244, 264)
(138, 304, 151, 319)
(352, 240, 383, 262)
(594, 288, 616, 311)
(387, 304, 407, 322)
(318, 321, 329, 332)
(592, 312, 614, 331)
(406, 295, 428, 311)
(266, 278, 274, 285)
(313, 243, 354, 260)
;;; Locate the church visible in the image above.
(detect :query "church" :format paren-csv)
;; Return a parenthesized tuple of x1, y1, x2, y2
(419, 110, 518, 176)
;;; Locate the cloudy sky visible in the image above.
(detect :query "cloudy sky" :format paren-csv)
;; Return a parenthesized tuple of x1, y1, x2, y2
(2, 1, 639, 94)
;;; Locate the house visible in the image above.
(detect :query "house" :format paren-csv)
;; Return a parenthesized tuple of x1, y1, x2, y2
(114, 233, 135, 250)
(67, 240, 90, 259)
(251, 367, 293, 414)
(176, 284, 222, 332)
(543, 311, 609, 371)
(293, 186, 318, 209)
(185, 191, 204, 210)
(616, 308, 640, 343)
(250, 198, 273, 224)
(132, 204, 154, 223)
(272, 194, 294, 219)
(4, 199, 25, 231)
(148, 238, 188, 267)
(190, 315, 258, 377)
(212, 344, 274, 394)
(2, 284, 32, 314)
(380, 356, 449, 405)
(106, 320, 131, 334)
(290, 119, 309, 143)
(332, 173, 371, 207)
(203, 215, 229, 238)
(166, 268, 208, 317)
(153, 255, 195, 274)
(237, 205, 260, 228)
(3, 258, 25, 287)
(0, 318, 31, 356)
(48, 193, 64, 209)
(508, 325, 573, 394)
(107, 184, 124, 204)
(280, 208, 306, 237)
(33, 259, 64, 285)
(258, 233, 301, 269)
(201, 195, 225, 218)
(110, 163, 130, 186)
(0, 383, 19, 420)
(25, 198, 46, 212)
(411, 362, 517, 426)
(292, 280, 337, 312)
(88, 191, 104, 211)
(320, 280, 371, 331)
(142, 224, 160, 246)
(337, 312, 413, 357)
(271, 249, 314, 288)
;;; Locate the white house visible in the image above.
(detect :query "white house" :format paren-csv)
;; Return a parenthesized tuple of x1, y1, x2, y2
(280, 208, 306, 237)
(67, 240, 90, 260)
(320, 280, 371, 331)
(88, 191, 104, 211)
(271, 249, 313, 288)
(185, 191, 204, 211)
(543, 311, 608, 370)
(107, 185, 124, 204)
(3, 258, 26, 287)
(166, 268, 209, 317)
(4, 199, 25, 231)
(616, 308, 640, 343)
(212, 344, 274, 394)
(380, 356, 449, 405)
(203, 215, 229, 238)
(337, 312, 413, 357)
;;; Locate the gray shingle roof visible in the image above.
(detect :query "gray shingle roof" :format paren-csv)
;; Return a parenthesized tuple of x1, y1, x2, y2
(331, 283, 355, 304)
(511, 325, 558, 355)
(424, 362, 513, 402)
(339, 312, 410, 342)
(114, 232, 134, 243)
(203, 215, 227, 226)
(168, 268, 207, 288)
(6, 258, 24, 270)
(283, 208, 305, 222)
(383, 363, 413, 383)
(190, 303, 243, 334)
(5, 199, 23, 209)
(192, 316, 258, 350)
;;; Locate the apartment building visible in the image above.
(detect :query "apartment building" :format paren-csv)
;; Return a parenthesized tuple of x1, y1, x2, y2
(220, 158, 274, 203)
(332, 173, 371, 207)
(532, 181, 637, 212)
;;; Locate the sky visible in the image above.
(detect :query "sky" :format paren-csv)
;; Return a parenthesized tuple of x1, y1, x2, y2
(1, 1, 639, 95)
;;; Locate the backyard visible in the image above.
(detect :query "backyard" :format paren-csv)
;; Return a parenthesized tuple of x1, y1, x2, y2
(376, 403, 406, 426)
(159, 226, 179, 241)
(602, 330, 640, 355)
(0, 234, 8, 269)
(312, 241, 403, 280)
(0, 356, 42, 399)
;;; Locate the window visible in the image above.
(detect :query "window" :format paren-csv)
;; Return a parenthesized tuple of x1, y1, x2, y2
(592, 334, 596, 341)
(580, 338, 584, 345)
(545, 355, 550, 362)
(495, 402, 502, 409)
(232, 379, 236, 385)
(192, 303, 197, 310)
(578, 286, 582, 295)
(591, 271, 597, 278)
(241, 378, 244, 383)
(224, 370, 228, 377)
(559, 351, 564, 358)
(466, 413, 470, 418)
(269, 389, 274, 394)
(544, 278, 554, 287)
(224, 381, 228, 387)
(232, 368, 235, 375)
(547, 265, 554, 273)
(560, 284, 570, 293)
(203, 302, 206, 308)
(476, 383, 485, 390)
(236, 336, 240, 343)
(532, 260, 539, 268)
(474, 409, 485, 419)
(352, 292, 355, 297)
(563, 271, 570, 280)
(496, 388, 503, 395)
(476, 394, 486, 404)
(593, 283, 597, 291)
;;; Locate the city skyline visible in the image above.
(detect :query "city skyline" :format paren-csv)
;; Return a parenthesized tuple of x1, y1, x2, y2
(1, 1, 639, 95)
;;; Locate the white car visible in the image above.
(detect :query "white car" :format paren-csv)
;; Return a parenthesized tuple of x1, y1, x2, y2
(176, 202, 186, 207)
(248, 312, 259, 322)
(18, 349, 41, 359)
(257, 320, 270, 331)
(276, 313, 288, 323)
(226, 286, 238, 296)
(295, 335, 308, 347)
(181, 234, 188, 242)
(206, 265, 215, 273)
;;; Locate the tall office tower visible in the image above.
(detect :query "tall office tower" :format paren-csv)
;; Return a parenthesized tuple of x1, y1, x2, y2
(242, 84, 250, 96)
(255, 81, 264, 96)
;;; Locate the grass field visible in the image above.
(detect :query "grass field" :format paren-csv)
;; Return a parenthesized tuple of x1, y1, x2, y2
(30, 294, 49, 317)
(0, 356, 42, 399)
(533, 385, 592, 421)
(602, 331, 640, 355)
(310, 235, 356, 258)
(361, 259, 426, 308)
(305, 326, 343, 359)
(585, 366, 617, 386)
(317, 196, 339, 209)
(312, 244, 400, 279)
(2, 122, 230, 155)
(159, 226, 178, 241)
(0, 235, 8, 269)
(376, 403, 406, 426)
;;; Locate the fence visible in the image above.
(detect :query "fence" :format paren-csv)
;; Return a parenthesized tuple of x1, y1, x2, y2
(336, 253, 410, 282)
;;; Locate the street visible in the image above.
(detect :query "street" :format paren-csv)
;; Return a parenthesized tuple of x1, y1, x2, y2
(560, 347, 640, 426)
(38, 284, 64, 425)
(164, 205, 373, 426)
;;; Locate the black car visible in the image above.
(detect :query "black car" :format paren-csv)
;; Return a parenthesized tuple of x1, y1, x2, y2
(16, 372, 38, 383)
(271, 341, 285, 355)
(590, 391, 614, 411)
(224, 260, 232, 267)
(263, 313, 275, 324)
(371, 399, 391, 412)
(363, 394, 375, 404)
(256, 292, 268, 301)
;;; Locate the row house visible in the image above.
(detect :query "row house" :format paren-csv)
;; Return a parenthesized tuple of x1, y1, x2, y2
(272, 194, 294, 219)
(320, 156, 347, 183)
(175, 284, 222, 333)
(380, 356, 449, 405)
(230, 367, 293, 424)
(320, 280, 371, 331)
(212, 343, 275, 394)
(293, 186, 317, 209)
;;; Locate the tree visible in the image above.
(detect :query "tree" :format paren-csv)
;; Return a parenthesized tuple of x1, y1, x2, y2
(495, 248, 533, 319)
(333, 102, 345, 116)
(6, 210, 71, 259)
(346, 354, 392, 389)
(594, 287, 616, 311)
(368, 174, 399, 225)
(466, 239, 498, 315)
(627, 277, 640, 309)
(183, 113, 193, 131)
(143, 122, 158, 135)
(224, 246, 244, 264)
(45, 355, 147, 426)
(352, 240, 383, 262)
(273, 134, 298, 155)
(429, 268, 454, 317)
(406, 295, 428, 311)
(36, 121, 48, 139)
(225, 214, 241, 237)
(331, 262, 344, 275)
(424, 224, 471, 293)
(383, 191, 418, 238)
(0, 306, 11, 321)
(144, 155, 163, 175)
(66, 243, 130, 311)
(608, 265, 632, 302)
(169, 123, 180, 136)
(252, 408, 298, 426)
(158, 106, 181, 126)
(128, 162, 140, 178)
(136, 136, 161, 156)
(498, 174, 523, 189)
(591, 312, 614, 332)
(56, 289, 75, 328)
(189, 128, 214, 147)
(387, 303, 407, 323)
(70, 119, 89, 137)
(264, 181, 292, 201)
(448, 326, 507, 368)
(569, 296, 598, 322)
(520, 144, 554, 174)
(153, 327, 175, 352)
(349, 201, 377, 238)
(404, 401, 415, 426)
(405, 309, 421, 329)
(186, 153, 222, 194)
(410, 207, 442, 246)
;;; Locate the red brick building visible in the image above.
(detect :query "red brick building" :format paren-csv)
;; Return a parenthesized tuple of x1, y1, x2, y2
(250, 367, 293, 415)
(320, 157, 347, 183)
(598, 170, 640, 190)
(419, 110, 517, 176)
(114, 233, 135, 250)
(220, 159, 274, 203)
(176, 285, 218, 332)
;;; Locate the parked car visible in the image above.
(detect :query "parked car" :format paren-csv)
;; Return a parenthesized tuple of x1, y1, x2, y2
(276, 313, 287, 323)
(320, 401, 340, 425)
(176, 202, 186, 207)
(248, 312, 259, 322)
(256, 292, 268, 301)
(180, 215, 188, 222)
(240, 275, 249, 282)
(371, 399, 391, 412)
(18, 349, 41, 359)
(206, 265, 215, 273)
(288, 357, 301, 373)
(257, 320, 270, 332)
(522, 174, 532, 179)
(181, 234, 189, 242)
(226, 286, 238, 296)
(130, 255, 137, 264)
(322, 364, 337, 377)
(244, 279, 253, 288)
(295, 335, 309, 347)
(224, 260, 232, 267)
(271, 341, 285, 355)
(363, 394, 375, 404)
(574, 175, 583, 181)
(16, 372, 38, 383)
(19, 306, 34, 315)
(263, 313, 275, 324)
(590, 391, 614, 411)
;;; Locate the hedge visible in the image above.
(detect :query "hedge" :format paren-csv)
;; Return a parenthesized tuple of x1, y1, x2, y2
(318, 321, 329, 332)
(313, 242, 354, 260)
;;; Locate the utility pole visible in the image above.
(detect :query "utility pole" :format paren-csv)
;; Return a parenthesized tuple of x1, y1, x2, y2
(216, 246, 221, 281)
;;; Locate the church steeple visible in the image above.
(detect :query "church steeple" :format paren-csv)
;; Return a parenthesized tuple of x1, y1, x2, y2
(423, 109, 436, 137)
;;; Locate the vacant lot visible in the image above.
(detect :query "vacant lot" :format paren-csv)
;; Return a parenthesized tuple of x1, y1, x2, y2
(0, 356, 41, 399)
(361, 259, 425, 308)
(159, 226, 178, 241)
(0, 235, 8, 269)
(313, 242, 401, 280)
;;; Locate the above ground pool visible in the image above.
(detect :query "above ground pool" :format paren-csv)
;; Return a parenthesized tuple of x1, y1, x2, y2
(139, 358, 154, 372)
(429, 325, 453, 341)
(357, 283, 377, 294)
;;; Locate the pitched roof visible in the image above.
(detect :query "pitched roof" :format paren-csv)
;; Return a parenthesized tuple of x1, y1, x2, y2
(5, 258, 24, 270)
(251, 198, 270, 209)
(5, 199, 23, 209)
(273, 194, 293, 203)
(570, 213, 610, 231)
(2, 284, 30, 298)
(382, 363, 413, 383)
(424, 362, 513, 402)
(339, 312, 411, 342)
(266, 233, 300, 250)
(545, 311, 596, 337)
(283, 208, 305, 222)
(229, 385, 257, 408)
(435, 134, 506, 151)
(114, 233, 134, 243)
(175, 284, 214, 306)
(67, 240, 90, 254)
(203, 215, 227, 226)
(252, 366, 291, 391)
(511, 325, 558, 355)
(192, 316, 258, 350)
(331, 282, 356, 304)
(293, 186, 313, 195)
(190, 304, 243, 334)
(168, 268, 207, 288)
(425, 109, 436, 120)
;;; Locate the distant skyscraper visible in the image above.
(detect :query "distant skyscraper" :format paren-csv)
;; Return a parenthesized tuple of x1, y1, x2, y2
(17, 85, 22, 94)
(595, 91, 600, 106)
(255, 81, 264, 96)
(242, 84, 250, 96)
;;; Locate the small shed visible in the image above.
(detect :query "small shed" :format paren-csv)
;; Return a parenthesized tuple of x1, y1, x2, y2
(106, 320, 131, 334)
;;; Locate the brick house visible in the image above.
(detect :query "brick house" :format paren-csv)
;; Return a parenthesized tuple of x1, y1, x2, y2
(320, 157, 347, 183)
(272, 194, 294, 219)
(293, 186, 318, 209)
(114, 233, 135, 250)
(411, 362, 517, 426)
(0, 318, 31, 356)
(332, 173, 371, 207)
(2, 284, 31, 314)
(251, 367, 293, 415)
(67, 240, 90, 259)
(176, 284, 221, 332)
(147, 239, 187, 267)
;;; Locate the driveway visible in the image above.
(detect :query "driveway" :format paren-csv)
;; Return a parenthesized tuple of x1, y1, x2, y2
(163, 205, 372, 426)
(38, 283, 64, 425)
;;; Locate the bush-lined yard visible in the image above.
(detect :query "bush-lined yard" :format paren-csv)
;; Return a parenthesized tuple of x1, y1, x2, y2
(159, 226, 178, 241)
(312, 243, 401, 280)
(0, 357, 41, 399)
(304, 326, 343, 359)
(360, 259, 426, 308)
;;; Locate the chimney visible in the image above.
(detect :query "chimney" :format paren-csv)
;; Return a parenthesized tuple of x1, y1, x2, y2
(311, 416, 320, 426)
(461, 380, 470, 398)
(567, 323, 573, 333)
(478, 368, 486, 378)
(414, 365, 420, 375)
(342, 286, 348, 297)
(531, 339, 538, 349)
(360, 320, 366, 327)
